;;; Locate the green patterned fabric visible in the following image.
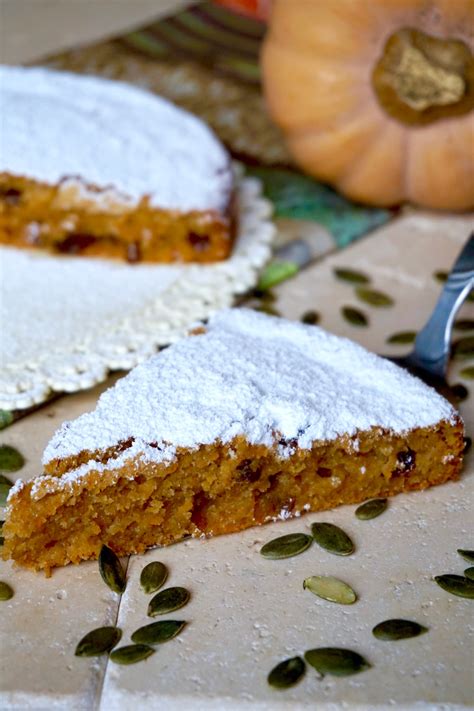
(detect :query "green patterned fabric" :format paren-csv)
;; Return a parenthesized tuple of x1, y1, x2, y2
(247, 168, 392, 249)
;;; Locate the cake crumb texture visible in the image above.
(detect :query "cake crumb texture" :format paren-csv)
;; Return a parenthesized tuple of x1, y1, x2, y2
(3, 309, 464, 572)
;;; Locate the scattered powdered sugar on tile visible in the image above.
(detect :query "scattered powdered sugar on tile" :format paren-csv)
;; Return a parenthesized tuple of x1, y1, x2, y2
(0, 65, 232, 212)
(1, 247, 181, 365)
(43, 308, 457, 478)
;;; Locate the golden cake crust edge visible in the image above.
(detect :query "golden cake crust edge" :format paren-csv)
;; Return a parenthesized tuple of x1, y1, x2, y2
(3, 417, 465, 574)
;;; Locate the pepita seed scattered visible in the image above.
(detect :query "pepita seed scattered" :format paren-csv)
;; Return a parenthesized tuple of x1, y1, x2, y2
(454, 319, 474, 331)
(386, 331, 417, 345)
(355, 287, 393, 308)
(333, 267, 370, 285)
(98, 545, 126, 594)
(268, 656, 306, 689)
(0, 445, 24, 472)
(452, 336, 474, 360)
(304, 647, 370, 677)
(372, 619, 428, 641)
(109, 644, 155, 665)
(303, 575, 357, 605)
(140, 561, 168, 595)
(131, 620, 186, 645)
(355, 498, 387, 520)
(311, 522, 354, 556)
(0, 581, 13, 601)
(0, 476, 13, 507)
(301, 310, 320, 325)
(457, 550, 474, 564)
(260, 533, 312, 560)
(434, 574, 474, 599)
(341, 305, 368, 327)
(75, 626, 122, 657)
(148, 586, 190, 617)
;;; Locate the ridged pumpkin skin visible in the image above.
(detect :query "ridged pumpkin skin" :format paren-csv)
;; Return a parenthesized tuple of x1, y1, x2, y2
(262, 0, 474, 210)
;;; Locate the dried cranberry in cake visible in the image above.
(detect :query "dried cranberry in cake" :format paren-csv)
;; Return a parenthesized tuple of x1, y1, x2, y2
(237, 459, 262, 483)
(3, 309, 464, 572)
(56, 233, 98, 254)
(0, 186, 22, 206)
(188, 232, 211, 252)
(393, 448, 416, 476)
(0, 65, 234, 263)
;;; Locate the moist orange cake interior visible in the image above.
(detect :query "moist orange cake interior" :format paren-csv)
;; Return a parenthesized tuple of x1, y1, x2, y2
(3, 309, 464, 573)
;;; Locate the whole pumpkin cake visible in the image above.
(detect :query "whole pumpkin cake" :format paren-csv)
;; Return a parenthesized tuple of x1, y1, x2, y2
(3, 309, 464, 573)
(0, 65, 234, 263)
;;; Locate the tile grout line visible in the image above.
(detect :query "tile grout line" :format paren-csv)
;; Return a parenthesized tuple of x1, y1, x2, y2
(93, 555, 131, 711)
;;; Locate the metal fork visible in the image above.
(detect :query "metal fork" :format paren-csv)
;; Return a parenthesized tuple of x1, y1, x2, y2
(385, 233, 474, 398)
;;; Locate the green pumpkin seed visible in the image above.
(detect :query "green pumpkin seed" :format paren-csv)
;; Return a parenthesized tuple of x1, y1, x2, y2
(301, 310, 320, 325)
(255, 304, 281, 317)
(386, 331, 417, 345)
(355, 498, 388, 520)
(372, 619, 428, 641)
(148, 586, 190, 617)
(260, 533, 312, 560)
(131, 620, 186, 645)
(355, 287, 394, 308)
(109, 644, 154, 665)
(0, 581, 13, 601)
(434, 270, 448, 283)
(434, 574, 474, 599)
(454, 319, 474, 331)
(333, 267, 370, 285)
(0, 478, 12, 506)
(459, 366, 474, 380)
(268, 656, 306, 689)
(451, 383, 469, 401)
(249, 288, 277, 304)
(311, 522, 354, 556)
(140, 561, 168, 595)
(457, 549, 474, 563)
(75, 626, 122, 657)
(0, 411, 14, 430)
(464, 567, 474, 581)
(98, 545, 126, 594)
(0, 445, 24, 472)
(257, 260, 299, 291)
(304, 648, 370, 677)
(303, 575, 357, 605)
(452, 336, 474, 360)
(341, 306, 368, 327)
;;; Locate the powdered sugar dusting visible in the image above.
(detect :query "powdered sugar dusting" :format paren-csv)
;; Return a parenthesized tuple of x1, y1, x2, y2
(43, 309, 457, 479)
(0, 65, 231, 212)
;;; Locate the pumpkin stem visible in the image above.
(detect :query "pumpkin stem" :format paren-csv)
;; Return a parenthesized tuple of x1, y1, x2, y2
(372, 28, 473, 125)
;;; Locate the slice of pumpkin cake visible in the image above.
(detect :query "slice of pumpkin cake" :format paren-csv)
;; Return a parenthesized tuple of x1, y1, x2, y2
(3, 309, 464, 573)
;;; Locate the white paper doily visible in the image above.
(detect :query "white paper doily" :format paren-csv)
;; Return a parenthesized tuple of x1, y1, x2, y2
(0, 176, 275, 410)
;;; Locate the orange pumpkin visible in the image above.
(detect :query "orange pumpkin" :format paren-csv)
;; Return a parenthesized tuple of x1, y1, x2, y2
(262, 0, 474, 210)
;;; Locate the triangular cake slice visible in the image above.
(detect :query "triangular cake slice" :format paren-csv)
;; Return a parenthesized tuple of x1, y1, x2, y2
(4, 309, 464, 573)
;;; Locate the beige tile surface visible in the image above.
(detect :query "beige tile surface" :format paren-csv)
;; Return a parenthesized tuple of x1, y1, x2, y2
(1, 213, 473, 709)
(0, 382, 125, 710)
